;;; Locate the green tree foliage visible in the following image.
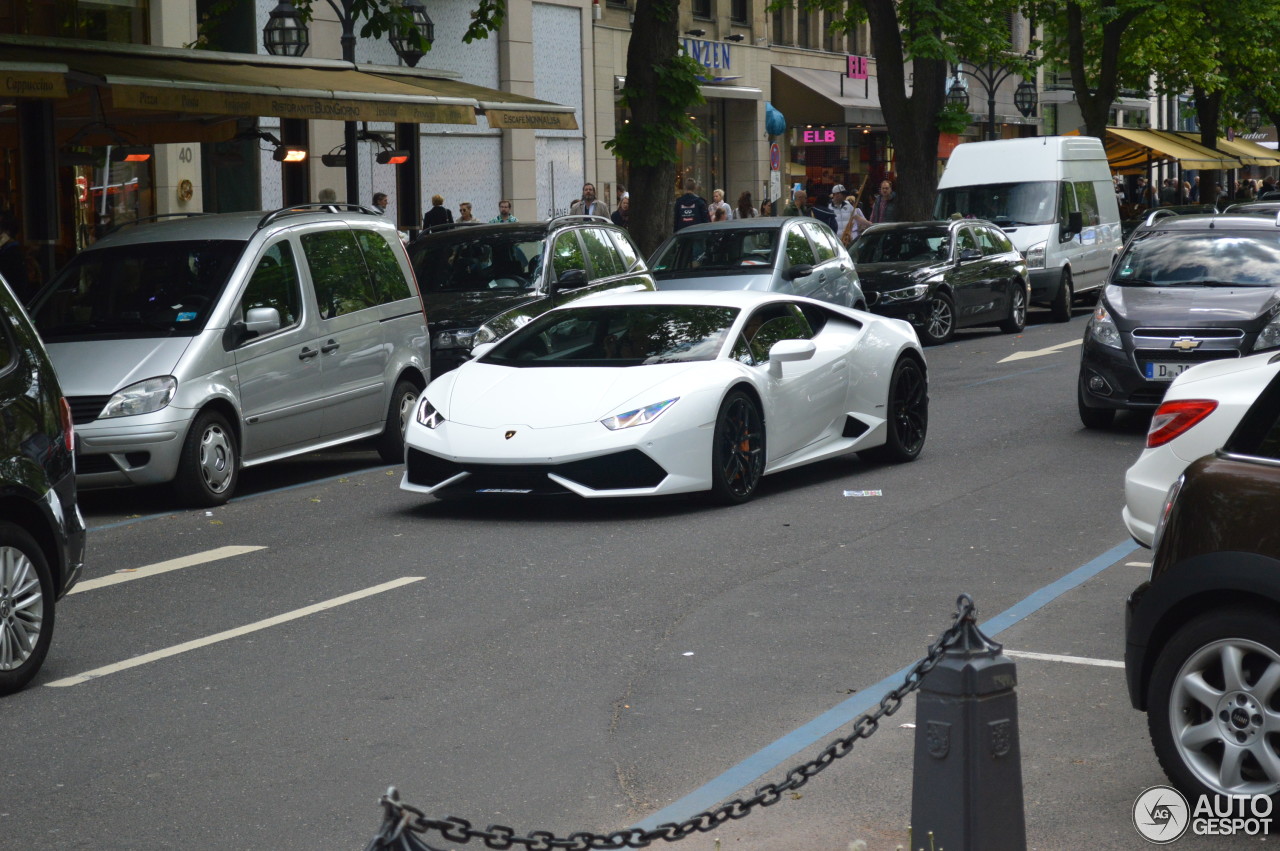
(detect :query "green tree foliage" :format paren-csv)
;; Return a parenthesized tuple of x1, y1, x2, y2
(605, 0, 707, 256)
(1026, 0, 1158, 141)
(795, 0, 1029, 221)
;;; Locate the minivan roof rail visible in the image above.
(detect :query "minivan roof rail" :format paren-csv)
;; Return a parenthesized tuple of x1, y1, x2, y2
(548, 214, 611, 227)
(258, 203, 381, 230)
(103, 212, 209, 237)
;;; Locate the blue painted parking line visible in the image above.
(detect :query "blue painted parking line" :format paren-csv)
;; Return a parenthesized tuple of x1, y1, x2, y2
(633, 538, 1141, 830)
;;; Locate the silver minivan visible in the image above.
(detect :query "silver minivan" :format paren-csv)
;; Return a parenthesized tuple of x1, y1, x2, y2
(29, 205, 430, 506)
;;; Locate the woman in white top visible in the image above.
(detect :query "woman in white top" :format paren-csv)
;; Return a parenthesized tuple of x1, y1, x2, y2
(709, 188, 733, 222)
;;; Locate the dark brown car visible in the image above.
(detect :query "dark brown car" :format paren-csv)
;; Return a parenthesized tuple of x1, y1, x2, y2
(1125, 369, 1280, 801)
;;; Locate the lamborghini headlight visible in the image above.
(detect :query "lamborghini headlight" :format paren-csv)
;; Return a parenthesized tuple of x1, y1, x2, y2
(415, 397, 446, 428)
(600, 398, 678, 430)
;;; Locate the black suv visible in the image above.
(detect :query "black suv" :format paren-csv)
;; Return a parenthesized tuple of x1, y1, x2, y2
(0, 274, 85, 695)
(1126, 365, 1280, 800)
(1079, 213, 1280, 428)
(407, 216, 656, 377)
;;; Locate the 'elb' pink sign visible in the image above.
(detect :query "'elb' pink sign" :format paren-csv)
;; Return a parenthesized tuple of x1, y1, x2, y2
(803, 130, 837, 144)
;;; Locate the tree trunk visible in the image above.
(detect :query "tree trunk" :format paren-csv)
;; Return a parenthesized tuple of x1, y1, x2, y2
(623, 0, 681, 258)
(863, 0, 946, 221)
(1196, 86, 1224, 209)
(1066, 0, 1142, 140)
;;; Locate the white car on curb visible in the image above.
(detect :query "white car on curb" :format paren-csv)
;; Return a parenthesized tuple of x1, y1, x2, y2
(1123, 350, 1280, 546)
(401, 290, 927, 504)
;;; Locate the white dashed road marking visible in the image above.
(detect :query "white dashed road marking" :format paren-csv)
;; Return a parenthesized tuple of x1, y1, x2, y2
(1004, 649, 1124, 669)
(69, 546, 267, 594)
(46, 576, 424, 687)
(998, 340, 1081, 363)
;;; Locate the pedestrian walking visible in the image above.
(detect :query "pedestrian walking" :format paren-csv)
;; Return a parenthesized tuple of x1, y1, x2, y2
(318, 187, 338, 203)
(673, 178, 710, 231)
(869, 179, 896, 223)
(782, 187, 810, 217)
(709, 189, 732, 222)
(0, 214, 31, 303)
(611, 193, 630, 229)
(422, 194, 453, 229)
(830, 184, 870, 247)
(372, 192, 388, 214)
(458, 202, 476, 223)
(570, 183, 610, 217)
(489, 199, 518, 223)
(759, 198, 774, 217)
(736, 191, 757, 219)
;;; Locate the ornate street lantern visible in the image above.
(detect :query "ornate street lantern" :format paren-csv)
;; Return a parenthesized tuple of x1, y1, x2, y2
(947, 78, 970, 110)
(389, 0, 435, 68)
(263, 0, 309, 57)
(1014, 80, 1037, 118)
(1246, 107, 1263, 133)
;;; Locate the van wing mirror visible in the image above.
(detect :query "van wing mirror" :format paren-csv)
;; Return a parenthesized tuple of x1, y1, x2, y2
(1065, 210, 1084, 239)
(245, 307, 282, 335)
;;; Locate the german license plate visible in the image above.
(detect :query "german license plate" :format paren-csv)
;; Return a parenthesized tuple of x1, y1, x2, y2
(1143, 361, 1195, 381)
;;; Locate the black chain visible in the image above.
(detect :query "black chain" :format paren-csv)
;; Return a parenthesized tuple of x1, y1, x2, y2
(365, 595, 979, 851)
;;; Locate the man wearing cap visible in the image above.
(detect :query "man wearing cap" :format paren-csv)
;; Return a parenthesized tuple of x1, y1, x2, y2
(831, 184, 870, 247)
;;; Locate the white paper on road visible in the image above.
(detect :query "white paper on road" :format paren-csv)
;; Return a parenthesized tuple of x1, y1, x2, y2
(46, 576, 425, 687)
(69, 545, 267, 594)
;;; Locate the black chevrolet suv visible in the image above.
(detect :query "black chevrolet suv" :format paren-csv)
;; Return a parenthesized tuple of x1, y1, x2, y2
(0, 274, 84, 694)
(407, 216, 656, 377)
(1079, 212, 1280, 428)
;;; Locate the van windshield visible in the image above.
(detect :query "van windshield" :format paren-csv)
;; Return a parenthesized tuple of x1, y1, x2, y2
(32, 240, 245, 340)
(935, 181, 1058, 227)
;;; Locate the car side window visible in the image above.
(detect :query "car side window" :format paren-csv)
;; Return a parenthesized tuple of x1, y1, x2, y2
(239, 240, 302, 331)
(300, 229, 376, 319)
(608, 229, 641, 271)
(988, 226, 1015, 254)
(784, 227, 817, 267)
(354, 229, 411, 304)
(581, 228, 624, 280)
(955, 226, 978, 254)
(801, 223, 837, 262)
(743, 303, 813, 363)
(1224, 373, 1280, 460)
(975, 226, 1003, 256)
(552, 230, 587, 281)
(1058, 182, 1078, 230)
(1073, 180, 1101, 226)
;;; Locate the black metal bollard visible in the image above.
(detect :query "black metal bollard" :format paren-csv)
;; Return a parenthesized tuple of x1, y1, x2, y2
(909, 595, 1026, 850)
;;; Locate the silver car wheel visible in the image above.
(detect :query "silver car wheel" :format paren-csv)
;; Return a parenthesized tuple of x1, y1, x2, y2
(0, 545, 44, 672)
(1169, 637, 1280, 795)
(199, 423, 234, 494)
(926, 296, 953, 340)
(397, 389, 417, 436)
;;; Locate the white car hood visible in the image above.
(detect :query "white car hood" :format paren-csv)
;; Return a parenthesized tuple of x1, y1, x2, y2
(45, 337, 192, 396)
(443, 362, 697, 427)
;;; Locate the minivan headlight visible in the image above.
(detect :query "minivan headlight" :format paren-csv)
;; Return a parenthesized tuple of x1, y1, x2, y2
(1088, 304, 1122, 349)
(101, 376, 177, 418)
(1024, 240, 1047, 269)
(1253, 312, 1280, 352)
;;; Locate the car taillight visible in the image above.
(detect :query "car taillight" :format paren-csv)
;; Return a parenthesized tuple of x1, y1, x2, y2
(1146, 399, 1218, 448)
(59, 396, 74, 453)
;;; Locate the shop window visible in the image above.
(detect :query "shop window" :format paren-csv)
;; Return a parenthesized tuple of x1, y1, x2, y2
(692, 0, 712, 20)
(3, 0, 149, 41)
(606, 0, 628, 8)
(730, 0, 749, 24)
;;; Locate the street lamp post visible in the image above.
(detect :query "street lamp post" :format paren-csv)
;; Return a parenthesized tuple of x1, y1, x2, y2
(947, 61, 1038, 141)
(264, 0, 433, 206)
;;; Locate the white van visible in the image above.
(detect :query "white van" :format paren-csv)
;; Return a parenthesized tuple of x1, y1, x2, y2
(935, 136, 1121, 321)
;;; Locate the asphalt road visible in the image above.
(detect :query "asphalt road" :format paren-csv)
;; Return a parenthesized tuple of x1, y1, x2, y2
(2, 303, 1264, 850)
